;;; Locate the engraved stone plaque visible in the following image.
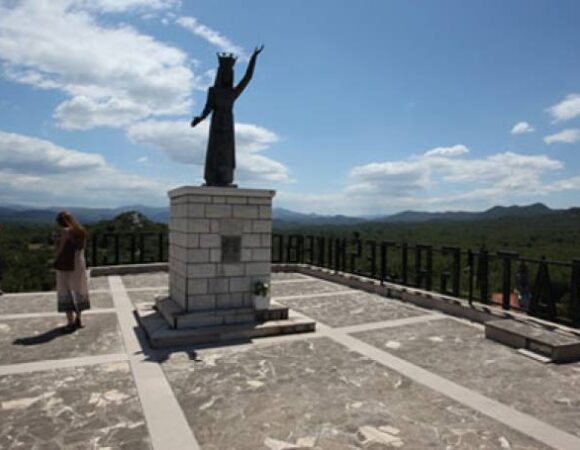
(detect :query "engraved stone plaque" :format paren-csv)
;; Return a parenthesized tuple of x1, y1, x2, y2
(221, 236, 241, 263)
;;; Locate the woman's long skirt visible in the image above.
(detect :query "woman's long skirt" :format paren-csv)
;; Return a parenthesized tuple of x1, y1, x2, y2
(56, 250, 90, 312)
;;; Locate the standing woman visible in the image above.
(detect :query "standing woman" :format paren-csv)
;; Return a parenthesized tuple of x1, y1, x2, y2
(54, 211, 90, 331)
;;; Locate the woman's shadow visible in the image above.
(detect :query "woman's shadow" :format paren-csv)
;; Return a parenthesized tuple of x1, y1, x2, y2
(13, 326, 74, 346)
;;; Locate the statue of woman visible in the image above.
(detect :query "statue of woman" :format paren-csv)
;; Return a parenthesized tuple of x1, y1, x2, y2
(191, 45, 264, 187)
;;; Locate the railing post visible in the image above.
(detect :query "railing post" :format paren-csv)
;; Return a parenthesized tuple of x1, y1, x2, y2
(158, 233, 164, 262)
(130, 234, 136, 264)
(350, 233, 361, 274)
(468, 249, 474, 304)
(114, 234, 120, 265)
(380, 241, 394, 285)
(139, 234, 145, 264)
(477, 247, 489, 303)
(425, 245, 433, 291)
(278, 234, 284, 263)
(91, 233, 98, 267)
(498, 251, 518, 310)
(401, 243, 408, 285)
(306, 235, 314, 264)
(366, 240, 377, 278)
(442, 246, 460, 297)
(327, 237, 334, 269)
(570, 260, 580, 326)
(414, 245, 423, 288)
(316, 236, 325, 267)
(530, 256, 556, 320)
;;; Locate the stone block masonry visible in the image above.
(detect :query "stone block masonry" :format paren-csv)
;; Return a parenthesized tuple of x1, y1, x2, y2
(168, 186, 275, 313)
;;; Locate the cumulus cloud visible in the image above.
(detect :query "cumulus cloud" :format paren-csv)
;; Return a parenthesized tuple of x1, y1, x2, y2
(0, 0, 194, 130)
(279, 144, 573, 215)
(80, 0, 180, 13)
(544, 129, 580, 145)
(0, 130, 168, 206)
(127, 120, 290, 183)
(510, 121, 535, 134)
(547, 94, 580, 123)
(424, 144, 469, 157)
(176, 16, 248, 59)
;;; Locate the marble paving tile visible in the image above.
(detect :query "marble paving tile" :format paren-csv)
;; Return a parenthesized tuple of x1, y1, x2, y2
(163, 337, 547, 450)
(0, 361, 151, 449)
(0, 314, 124, 365)
(277, 291, 425, 328)
(89, 276, 110, 290)
(0, 292, 114, 315)
(271, 272, 309, 281)
(271, 279, 347, 298)
(353, 318, 580, 438)
(120, 273, 168, 289)
(127, 289, 168, 307)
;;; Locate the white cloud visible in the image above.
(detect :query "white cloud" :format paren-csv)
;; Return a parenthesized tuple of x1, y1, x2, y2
(80, 0, 179, 14)
(280, 145, 570, 215)
(547, 94, 580, 123)
(510, 121, 535, 134)
(137, 156, 149, 163)
(0, 130, 105, 174)
(176, 16, 248, 60)
(0, 130, 168, 206)
(544, 129, 580, 145)
(127, 120, 290, 183)
(424, 144, 469, 157)
(0, 0, 194, 130)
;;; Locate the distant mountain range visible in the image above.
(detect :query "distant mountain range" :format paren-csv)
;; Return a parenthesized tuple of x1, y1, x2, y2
(0, 202, 565, 226)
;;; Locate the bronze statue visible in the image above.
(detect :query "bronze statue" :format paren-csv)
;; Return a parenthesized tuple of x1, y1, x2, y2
(191, 45, 264, 187)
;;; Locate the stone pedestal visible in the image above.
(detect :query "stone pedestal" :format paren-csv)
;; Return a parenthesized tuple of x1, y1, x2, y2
(166, 186, 274, 325)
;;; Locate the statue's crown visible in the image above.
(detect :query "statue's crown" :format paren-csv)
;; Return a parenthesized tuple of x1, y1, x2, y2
(217, 52, 237, 67)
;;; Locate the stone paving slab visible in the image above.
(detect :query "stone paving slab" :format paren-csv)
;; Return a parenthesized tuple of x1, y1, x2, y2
(271, 272, 309, 281)
(271, 279, 348, 298)
(0, 361, 151, 449)
(275, 291, 426, 328)
(162, 337, 547, 450)
(120, 273, 168, 289)
(0, 292, 114, 315)
(89, 276, 110, 290)
(0, 313, 124, 365)
(353, 318, 580, 438)
(127, 289, 168, 307)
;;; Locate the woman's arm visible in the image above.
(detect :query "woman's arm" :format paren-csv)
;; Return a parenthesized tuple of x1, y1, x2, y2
(234, 45, 264, 99)
(191, 89, 214, 127)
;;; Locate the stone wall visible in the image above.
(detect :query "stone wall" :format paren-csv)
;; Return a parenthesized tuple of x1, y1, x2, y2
(168, 186, 274, 312)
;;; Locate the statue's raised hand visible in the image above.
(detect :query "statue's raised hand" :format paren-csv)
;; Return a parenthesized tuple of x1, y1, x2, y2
(252, 45, 264, 58)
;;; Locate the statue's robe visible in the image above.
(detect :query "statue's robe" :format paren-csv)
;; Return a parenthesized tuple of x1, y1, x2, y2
(204, 87, 236, 186)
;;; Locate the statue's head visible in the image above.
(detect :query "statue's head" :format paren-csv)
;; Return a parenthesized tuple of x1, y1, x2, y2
(215, 53, 236, 88)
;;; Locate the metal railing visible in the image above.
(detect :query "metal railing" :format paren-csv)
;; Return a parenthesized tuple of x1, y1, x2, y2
(272, 233, 580, 327)
(87, 232, 167, 267)
(84, 231, 580, 327)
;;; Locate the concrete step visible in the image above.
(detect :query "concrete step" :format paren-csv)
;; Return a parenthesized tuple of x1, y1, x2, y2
(485, 319, 580, 363)
(136, 307, 316, 348)
(154, 295, 289, 329)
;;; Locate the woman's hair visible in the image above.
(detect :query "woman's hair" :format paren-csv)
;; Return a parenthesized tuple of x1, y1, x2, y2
(56, 211, 88, 247)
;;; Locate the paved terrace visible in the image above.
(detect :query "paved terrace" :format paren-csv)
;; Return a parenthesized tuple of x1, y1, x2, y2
(1, 272, 580, 449)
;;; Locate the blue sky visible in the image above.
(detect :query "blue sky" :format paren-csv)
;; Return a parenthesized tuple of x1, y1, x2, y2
(1, 0, 579, 215)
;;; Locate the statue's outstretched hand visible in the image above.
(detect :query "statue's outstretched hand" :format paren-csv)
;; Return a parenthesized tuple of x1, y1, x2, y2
(191, 116, 202, 127)
(252, 45, 264, 58)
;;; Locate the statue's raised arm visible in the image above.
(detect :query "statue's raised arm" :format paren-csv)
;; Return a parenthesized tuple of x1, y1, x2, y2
(234, 45, 264, 99)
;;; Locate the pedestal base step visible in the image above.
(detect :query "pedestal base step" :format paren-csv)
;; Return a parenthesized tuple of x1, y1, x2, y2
(155, 296, 288, 329)
(485, 319, 580, 363)
(136, 306, 316, 348)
